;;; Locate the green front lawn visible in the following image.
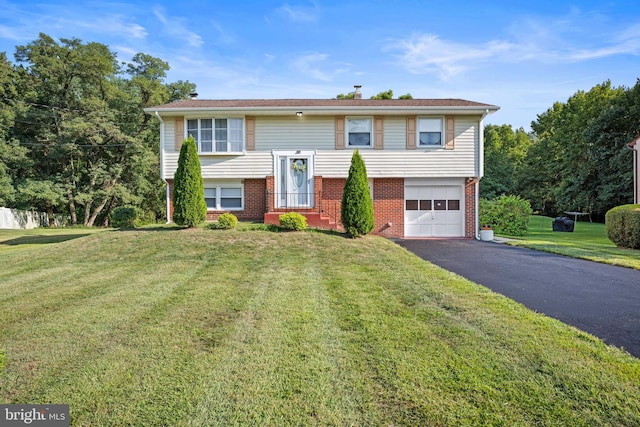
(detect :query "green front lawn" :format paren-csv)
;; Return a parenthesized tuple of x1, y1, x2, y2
(1, 227, 639, 426)
(503, 215, 640, 270)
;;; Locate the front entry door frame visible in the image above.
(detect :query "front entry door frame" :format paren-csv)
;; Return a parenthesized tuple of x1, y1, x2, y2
(273, 150, 315, 208)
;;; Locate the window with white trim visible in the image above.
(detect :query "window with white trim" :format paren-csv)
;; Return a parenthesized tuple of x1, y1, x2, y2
(204, 184, 243, 210)
(418, 117, 444, 147)
(187, 118, 244, 153)
(346, 117, 373, 147)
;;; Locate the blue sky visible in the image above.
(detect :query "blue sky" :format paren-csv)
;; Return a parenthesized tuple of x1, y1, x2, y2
(1, 0, 639, 130)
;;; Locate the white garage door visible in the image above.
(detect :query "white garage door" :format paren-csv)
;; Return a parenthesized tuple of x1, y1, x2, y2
(405, 185, 464, 237)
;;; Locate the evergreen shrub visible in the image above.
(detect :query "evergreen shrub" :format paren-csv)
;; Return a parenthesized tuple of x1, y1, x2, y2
(279, 212, 308, 231)
(216, 213, 238, 230)
(341, 150, 374, 237)
(172, 135, 206, 227)
(606, 204, 640, 249)
(110, 206, 141, 228)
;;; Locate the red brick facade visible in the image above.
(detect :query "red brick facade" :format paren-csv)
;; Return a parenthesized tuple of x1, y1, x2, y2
(167, 175, 478, 239)
(371, 178, 405, 237)
(465, 178, 478, 238)
(166, 178, 265, 222)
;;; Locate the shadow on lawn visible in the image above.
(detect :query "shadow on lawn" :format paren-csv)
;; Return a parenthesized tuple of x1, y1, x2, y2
(1, 234, 93, 246)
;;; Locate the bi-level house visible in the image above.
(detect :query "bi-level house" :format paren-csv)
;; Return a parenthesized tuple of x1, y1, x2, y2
(145, 88, 499, 238)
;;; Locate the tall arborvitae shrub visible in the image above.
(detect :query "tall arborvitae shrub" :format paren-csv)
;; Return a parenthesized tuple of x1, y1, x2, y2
(172, 135, 206, 227)
(341, 149, 374, 237)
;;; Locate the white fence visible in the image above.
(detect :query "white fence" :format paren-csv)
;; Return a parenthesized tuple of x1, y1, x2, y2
(0, 207, 50, 229)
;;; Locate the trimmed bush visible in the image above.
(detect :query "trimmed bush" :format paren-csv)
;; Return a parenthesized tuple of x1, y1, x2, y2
(279, 212, 308, 231)
(216, 213, 238, 230)
(480, 195, 532, 236)
(110, 206, 141, 228)
(606, 204, 640, 249)
(172, 135, 207, 227)
(341, 149, 374, 237)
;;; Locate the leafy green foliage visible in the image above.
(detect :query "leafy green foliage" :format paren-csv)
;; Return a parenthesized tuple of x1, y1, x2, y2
(520, 81, 632, 218)
(1, 33, 194, 226)
(110, 206, 141, 228)
(481, 125, 532, 199)
(216, 213, 238, 230)
(606, 204, 640, 249)
(172, 136, 206, 227)
(480, 195, 533, 236)
(279, 212, 308, 231)
(335, 89, 413, 100)
(341, 150, 374, 237)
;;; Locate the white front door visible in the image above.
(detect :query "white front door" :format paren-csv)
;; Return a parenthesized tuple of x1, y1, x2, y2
(275, 151, 314, 208)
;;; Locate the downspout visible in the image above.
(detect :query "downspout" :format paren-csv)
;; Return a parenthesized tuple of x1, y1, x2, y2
(476, 109, 489, 240)
(155, 111, 171, 224)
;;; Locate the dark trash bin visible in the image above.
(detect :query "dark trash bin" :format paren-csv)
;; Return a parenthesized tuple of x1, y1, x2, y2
(552, 216, 574, 232)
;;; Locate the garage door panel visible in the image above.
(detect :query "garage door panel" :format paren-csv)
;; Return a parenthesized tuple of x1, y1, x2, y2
(404, 184, 464, 237)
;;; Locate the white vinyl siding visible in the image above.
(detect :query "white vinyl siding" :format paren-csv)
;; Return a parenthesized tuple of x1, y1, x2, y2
(164, 119, 176, 151)
(162, 116, 480, 179)
(255, 116, 334, 150)
(315, 117, 479, 177)
(383, 117, 406, 150)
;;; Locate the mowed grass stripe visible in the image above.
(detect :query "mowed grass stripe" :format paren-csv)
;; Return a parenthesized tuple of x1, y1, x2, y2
(0, 228, 639, 426)
(191, 233, 381, 425)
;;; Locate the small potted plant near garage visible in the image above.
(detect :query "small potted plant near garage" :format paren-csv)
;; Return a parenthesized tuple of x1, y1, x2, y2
(480, 224, 494, 241)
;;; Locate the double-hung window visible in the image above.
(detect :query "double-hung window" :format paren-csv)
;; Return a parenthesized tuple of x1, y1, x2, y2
(204, 184, 243, 210)
(346, 117, 373, 148)
(418, 117, 444, 147)
(187, 118, 244, 153)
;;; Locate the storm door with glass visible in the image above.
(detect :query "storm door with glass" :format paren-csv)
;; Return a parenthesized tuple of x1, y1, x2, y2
(275, 151, 314, 208)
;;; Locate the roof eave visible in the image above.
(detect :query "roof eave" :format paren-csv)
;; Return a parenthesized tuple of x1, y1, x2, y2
(144, 105, 500, 116)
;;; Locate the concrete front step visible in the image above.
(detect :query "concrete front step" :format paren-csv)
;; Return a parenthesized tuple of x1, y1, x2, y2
(264, 212, 342, 231)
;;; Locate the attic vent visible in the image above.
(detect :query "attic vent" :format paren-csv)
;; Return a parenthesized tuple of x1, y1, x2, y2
(353, 85, 362, 99)
(190, 92, 198, 100)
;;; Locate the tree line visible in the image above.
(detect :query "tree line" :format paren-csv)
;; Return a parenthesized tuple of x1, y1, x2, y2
(0, 33, 194, 226)
(0, 34, 636, 226)
(482, 80, 638, 221)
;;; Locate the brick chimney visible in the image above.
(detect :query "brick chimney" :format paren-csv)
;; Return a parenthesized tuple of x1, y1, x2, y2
(353, 85, 362, 99)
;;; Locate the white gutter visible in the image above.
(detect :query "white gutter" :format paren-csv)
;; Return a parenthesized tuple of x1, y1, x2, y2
(155, 111, 171, 224)
(476, 109, 490, 240)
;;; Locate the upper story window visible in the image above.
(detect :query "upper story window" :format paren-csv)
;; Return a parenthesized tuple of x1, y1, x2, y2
(346, 117, 373, 148)
(187, 118, 244, 153)
(418, 117, 444, 147)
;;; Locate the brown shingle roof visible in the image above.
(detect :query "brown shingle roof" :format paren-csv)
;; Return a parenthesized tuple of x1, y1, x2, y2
(148, 98, 498, 110)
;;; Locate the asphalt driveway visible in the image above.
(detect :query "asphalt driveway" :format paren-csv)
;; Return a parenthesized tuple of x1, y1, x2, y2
(395, 239, 640, 358)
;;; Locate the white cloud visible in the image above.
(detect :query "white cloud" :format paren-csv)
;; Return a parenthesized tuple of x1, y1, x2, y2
(74, 14, 147, 40)
(153, 7, 203, 48)
(388, 16, 640, 81)
(386, 34, 513, 79)
(276, 2, 319, 22)
(291, 52, 350, 82)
